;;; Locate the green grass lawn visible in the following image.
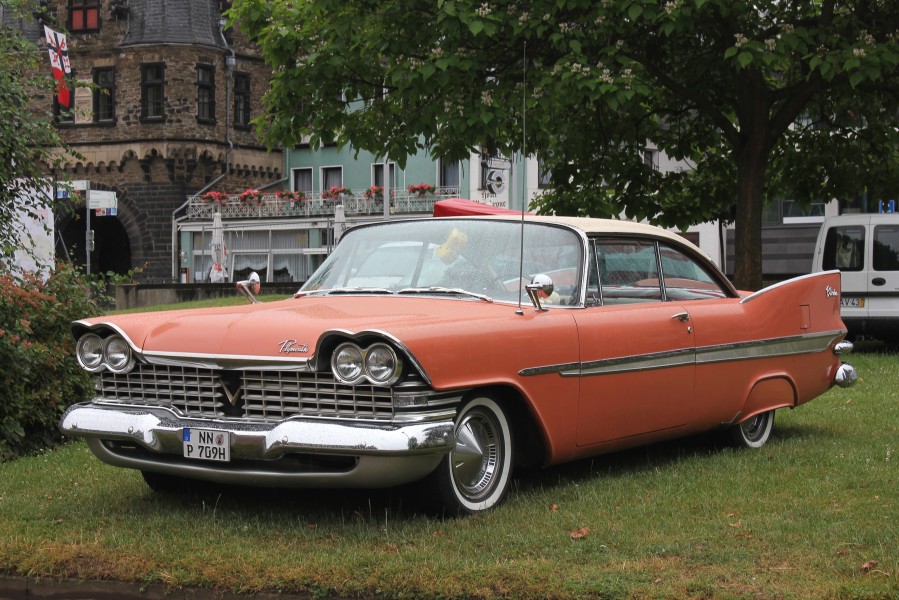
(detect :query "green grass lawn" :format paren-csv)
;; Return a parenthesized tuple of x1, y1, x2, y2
(1, 349, 896, 599)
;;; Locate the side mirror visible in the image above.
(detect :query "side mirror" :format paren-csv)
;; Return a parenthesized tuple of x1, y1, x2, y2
(525, 273, 554, 312)
(236, 272, 261, 304)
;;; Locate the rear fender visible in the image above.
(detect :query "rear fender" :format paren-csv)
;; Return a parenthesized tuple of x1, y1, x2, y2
(735, 376, 797, 424)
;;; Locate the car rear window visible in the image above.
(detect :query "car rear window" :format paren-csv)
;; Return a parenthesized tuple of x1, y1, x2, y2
(822, 225, 865, 272)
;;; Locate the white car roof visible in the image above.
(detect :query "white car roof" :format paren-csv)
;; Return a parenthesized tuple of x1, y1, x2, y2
(451, 214, 703, 253)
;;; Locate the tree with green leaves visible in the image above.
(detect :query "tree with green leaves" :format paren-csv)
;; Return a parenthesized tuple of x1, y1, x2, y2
(0, 0, 72, 272)
(232, 0, 899, 289)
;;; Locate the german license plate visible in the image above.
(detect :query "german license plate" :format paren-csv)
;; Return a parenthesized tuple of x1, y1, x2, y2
(182, 428, 230, 462)
(840, 297, 864, 308)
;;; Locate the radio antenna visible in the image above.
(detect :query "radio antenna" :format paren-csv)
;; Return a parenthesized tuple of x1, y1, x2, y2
(516, 42, 528, 315)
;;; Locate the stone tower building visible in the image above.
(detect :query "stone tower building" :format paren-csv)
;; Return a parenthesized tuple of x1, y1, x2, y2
(19, 0, 282, 281)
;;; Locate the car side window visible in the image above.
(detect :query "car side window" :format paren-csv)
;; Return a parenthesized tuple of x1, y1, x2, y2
(659, 243, 728, 301)
(823, 226, 865, 271)
(873, 225, 899, 272)
(595, 239, 663, 304)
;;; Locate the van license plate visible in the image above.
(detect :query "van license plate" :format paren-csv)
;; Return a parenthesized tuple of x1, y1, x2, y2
(182, 428, 230, 462)
(840, 297, 864, 308)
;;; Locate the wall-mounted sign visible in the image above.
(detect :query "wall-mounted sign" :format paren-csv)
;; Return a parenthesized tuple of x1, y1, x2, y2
(87, 189, 117, 209)
(485, 169, 507, 194)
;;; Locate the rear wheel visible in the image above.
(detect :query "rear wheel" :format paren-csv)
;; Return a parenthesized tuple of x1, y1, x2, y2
(426, 396, 513, 515)
(728, 410, 775, 448)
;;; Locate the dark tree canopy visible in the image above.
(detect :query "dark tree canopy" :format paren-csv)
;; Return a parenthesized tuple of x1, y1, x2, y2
(232, 0, 899, 289)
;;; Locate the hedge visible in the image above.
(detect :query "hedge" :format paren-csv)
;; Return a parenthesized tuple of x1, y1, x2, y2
(0, 263, 107, 460)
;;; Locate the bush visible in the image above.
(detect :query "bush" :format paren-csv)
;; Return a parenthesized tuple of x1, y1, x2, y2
(0, 263, 108, 461)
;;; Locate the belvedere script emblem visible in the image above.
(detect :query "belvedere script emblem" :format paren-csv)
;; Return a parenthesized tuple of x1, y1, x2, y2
(278, 339, 309, 354)
(825, 286, 838, 298)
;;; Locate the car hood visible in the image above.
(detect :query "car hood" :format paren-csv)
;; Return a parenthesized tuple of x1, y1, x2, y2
(76, 295, 550, 363)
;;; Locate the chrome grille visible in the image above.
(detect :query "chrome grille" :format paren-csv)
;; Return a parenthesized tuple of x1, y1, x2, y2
(94, 364, 419, 421)
(241, 370, 395, 420)
(97, 365, 226, 417)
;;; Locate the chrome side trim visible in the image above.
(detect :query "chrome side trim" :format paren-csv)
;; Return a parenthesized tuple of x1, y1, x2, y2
(578, 347, 695, 377)
(694, 331, 844, 365)
(519, 330, 845, 378)
(518, 362, 581, 377)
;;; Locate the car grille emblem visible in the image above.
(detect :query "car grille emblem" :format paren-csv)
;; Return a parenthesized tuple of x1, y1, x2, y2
(221, 379, 243, 406)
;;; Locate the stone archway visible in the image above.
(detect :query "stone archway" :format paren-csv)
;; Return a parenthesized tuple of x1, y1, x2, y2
(57, 207, 132, 277)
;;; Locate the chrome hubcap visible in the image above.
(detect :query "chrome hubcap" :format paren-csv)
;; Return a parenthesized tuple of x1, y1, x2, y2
(451, 408, 500, 500)
(741, 414, 766, 441)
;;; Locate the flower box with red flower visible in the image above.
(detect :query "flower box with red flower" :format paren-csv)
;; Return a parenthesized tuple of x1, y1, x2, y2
(321, 186, 351, 202)
(277, 190, 306, 204)
(363, 186, 383, 201)
(408, 183, 436, 198)
(239, 189, 264, 205)
(202, 191, 226, 205)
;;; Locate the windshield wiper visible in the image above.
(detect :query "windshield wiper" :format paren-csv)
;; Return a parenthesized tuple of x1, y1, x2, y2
(397, 287, 493, 303)
(295, 287, 395, 297)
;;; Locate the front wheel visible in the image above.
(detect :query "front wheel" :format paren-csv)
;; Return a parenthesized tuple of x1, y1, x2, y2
(728, 410, 775, 449)
(425, 396, 514, 515)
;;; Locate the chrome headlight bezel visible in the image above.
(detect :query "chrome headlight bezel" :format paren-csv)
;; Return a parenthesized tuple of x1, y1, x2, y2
(103, 335, 135, 374)
(331, 341, 404, 386)
(364, 342, 403, 386)
(331, 342, 366, 385)
(75, 333, 105, 372)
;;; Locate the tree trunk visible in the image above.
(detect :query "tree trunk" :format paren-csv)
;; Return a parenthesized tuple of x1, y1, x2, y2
(732, 150, 766, 292)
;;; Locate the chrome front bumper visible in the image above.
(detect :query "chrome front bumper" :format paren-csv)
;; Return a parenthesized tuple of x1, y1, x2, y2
(60, 403, 454, 488)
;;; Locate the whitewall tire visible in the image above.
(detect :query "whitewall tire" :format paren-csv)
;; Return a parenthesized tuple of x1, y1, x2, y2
(729, 410, 775, 449)
(428, 396, 514, 515)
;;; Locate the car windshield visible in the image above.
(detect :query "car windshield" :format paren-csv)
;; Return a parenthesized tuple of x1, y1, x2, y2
(301, 219, 584, 305)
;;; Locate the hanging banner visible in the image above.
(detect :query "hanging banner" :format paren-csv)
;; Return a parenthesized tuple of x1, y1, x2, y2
(44, 25, 72, 108)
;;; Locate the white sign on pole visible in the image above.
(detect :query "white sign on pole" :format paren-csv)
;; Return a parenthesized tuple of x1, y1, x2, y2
(87, 190, 117, 209)
(12, 182, 54, 277)
(71, 179, 90, 191)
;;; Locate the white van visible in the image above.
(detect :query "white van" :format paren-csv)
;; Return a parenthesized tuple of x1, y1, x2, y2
(812, 213, 899, 344)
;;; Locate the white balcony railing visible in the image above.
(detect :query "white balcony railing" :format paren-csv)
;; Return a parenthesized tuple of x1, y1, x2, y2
(186, 187, 462, 220)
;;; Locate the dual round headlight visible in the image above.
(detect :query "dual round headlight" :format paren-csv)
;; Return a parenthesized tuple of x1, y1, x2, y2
(331, 342, 402, 386)
(76, 333, 135, 373)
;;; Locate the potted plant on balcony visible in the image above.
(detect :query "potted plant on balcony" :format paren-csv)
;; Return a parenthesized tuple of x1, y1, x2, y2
(239, 188, 264, 206)
(201, 190, 226, 205)
(408, 183, 436, 198)
(276, 190, 306, 204)
(363, 185, 383, 201)
(321, 186, 351, 202)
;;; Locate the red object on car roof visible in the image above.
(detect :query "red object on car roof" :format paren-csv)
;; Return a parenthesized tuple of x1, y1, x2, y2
(433, 198, 531, 217)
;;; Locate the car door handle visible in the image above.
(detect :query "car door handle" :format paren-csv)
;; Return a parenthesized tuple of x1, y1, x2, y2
(872, 277, 886, 286)
(671, 311, 690, 322)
